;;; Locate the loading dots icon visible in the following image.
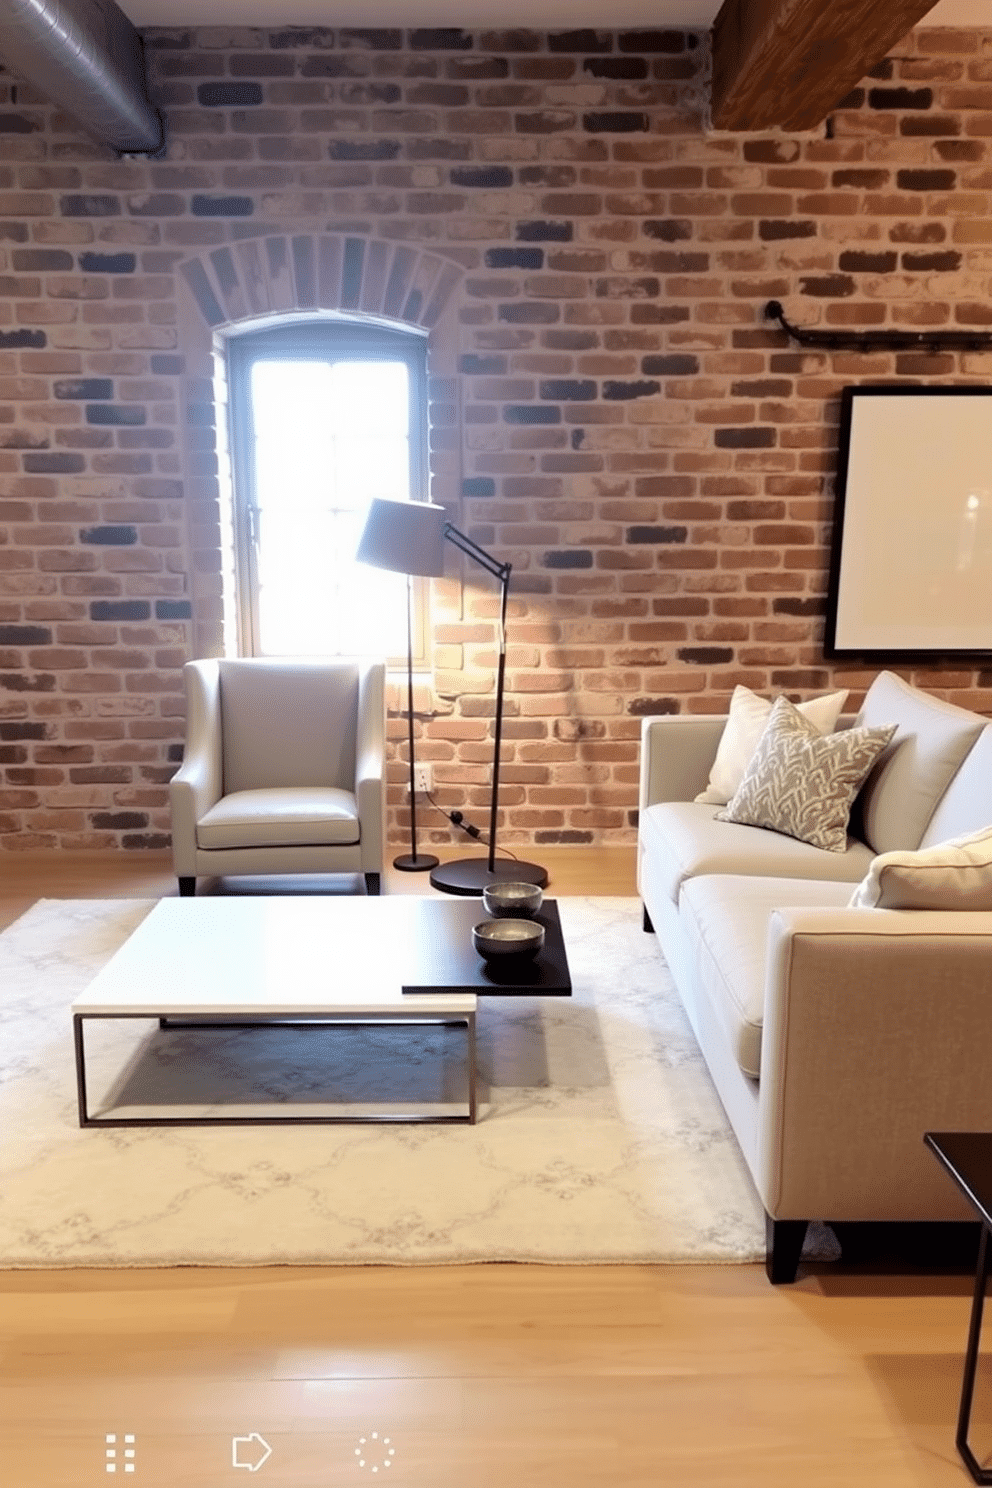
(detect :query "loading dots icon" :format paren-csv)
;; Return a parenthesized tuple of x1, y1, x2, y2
(105, 1434, 136, 1473)
(355, 1432, 395, 1472)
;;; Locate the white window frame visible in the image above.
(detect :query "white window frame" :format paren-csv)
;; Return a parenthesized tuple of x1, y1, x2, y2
(224, 315, 431, 664)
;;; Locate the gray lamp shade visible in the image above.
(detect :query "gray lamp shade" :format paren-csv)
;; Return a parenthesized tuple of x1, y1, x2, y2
(356, 497, 447, 578)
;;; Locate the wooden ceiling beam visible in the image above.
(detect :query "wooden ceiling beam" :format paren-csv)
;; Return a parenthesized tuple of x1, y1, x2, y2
(711, 0, 941, 132)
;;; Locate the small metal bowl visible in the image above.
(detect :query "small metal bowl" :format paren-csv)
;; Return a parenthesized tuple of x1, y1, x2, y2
(481, 880, 544, 918)
(472, 917, 545, 960)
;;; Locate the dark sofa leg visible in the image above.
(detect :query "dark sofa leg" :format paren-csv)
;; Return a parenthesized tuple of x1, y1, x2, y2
(642, 903, 654, 933)
(178, 876, 195, 898)
(365, 871, 381, 896)
(766, 1215, 809, 1284)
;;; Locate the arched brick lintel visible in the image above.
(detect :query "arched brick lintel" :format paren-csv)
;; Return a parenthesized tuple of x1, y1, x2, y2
(179, 233, 465, 335)
(175, 233, 467, 658)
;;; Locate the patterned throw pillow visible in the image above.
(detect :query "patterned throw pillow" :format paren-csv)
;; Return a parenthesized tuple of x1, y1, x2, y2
(716, 696, 897, 853)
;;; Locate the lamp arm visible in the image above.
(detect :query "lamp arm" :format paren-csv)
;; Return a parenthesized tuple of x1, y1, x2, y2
(442, 522, 512, 585)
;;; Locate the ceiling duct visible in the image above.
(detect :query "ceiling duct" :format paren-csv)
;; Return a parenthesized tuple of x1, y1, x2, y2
(0, 0, 163, 154)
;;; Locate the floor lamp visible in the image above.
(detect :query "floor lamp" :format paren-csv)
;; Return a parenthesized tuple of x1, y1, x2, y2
(356, 498, 442, 873)
(356, 497, 548, 896)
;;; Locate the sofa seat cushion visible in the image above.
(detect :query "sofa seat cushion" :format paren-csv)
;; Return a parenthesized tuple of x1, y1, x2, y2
(679, 874, 855, 1079)
(196, 787, 360, 850)
(639, 800, 876, 906)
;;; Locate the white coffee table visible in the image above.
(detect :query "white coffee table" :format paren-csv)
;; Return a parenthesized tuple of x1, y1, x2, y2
(71, 897, 479, 1127)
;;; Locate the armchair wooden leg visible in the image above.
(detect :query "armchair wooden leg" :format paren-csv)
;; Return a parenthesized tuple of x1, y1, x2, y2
(364, 872, 381, 896)
(178, 877, 196, 897)
(765, 1215, 809, 1284)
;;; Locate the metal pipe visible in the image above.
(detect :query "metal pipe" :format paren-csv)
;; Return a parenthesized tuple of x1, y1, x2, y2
(0, 0, 163, 155)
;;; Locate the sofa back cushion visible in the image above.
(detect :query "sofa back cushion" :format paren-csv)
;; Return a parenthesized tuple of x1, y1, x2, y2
(853, 671, 985, 854)
(919, 725, 992, 847)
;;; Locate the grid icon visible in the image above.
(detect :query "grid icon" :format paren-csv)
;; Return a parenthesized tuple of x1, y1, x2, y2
(105, 1434, 136, 1474)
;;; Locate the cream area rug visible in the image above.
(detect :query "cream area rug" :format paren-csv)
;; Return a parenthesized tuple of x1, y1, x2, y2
(0, 896, 771, 1269)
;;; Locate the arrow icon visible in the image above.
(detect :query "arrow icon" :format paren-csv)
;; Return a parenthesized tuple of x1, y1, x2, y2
(232, 1433, 273, 1472)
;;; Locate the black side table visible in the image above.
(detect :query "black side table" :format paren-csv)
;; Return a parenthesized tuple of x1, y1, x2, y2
(925, 1131, 992, 1483)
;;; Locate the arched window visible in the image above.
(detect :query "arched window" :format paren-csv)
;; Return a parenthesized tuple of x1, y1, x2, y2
(224, 317, 429, 661)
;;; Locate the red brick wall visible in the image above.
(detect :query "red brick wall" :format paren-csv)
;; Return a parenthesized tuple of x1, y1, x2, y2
(1, 22, 991, 856)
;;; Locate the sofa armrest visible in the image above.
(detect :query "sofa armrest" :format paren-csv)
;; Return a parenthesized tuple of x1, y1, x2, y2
(756, 905, 992, 1220)
(355, 660, 385, 871)
(639, 714, 727, 809)
(169, 659, 223, 875)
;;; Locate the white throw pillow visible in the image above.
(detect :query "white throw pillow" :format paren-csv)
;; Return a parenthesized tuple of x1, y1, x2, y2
(849, 825, 992, 909)
(716, 696, 896, 853)
(695, 685, 850, 806)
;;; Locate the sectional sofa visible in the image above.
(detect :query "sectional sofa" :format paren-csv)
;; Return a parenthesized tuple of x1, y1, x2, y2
(637, 671, 992, 1282)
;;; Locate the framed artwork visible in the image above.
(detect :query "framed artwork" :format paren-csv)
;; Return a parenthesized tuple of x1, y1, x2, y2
(824, 384, 992, 659)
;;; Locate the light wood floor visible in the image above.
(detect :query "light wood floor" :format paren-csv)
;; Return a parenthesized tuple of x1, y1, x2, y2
(0, 849, 985, 1486)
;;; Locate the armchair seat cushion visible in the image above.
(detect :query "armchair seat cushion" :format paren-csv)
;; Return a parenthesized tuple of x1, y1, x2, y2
(196, 787, 360, 850)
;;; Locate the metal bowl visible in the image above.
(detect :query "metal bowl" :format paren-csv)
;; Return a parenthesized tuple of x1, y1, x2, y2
(472, 917, 545, 960)
(481, 880, 544, 918)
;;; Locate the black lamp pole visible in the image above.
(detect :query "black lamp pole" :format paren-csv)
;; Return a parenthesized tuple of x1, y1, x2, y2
(428, 523, 548, 897)
(394, 571, 438, 873)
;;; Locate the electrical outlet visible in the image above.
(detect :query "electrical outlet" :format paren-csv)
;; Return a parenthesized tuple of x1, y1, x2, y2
(414, 762, 432, 795)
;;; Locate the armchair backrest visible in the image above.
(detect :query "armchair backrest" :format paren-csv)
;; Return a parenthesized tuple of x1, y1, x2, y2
(218, 658, 362, 793)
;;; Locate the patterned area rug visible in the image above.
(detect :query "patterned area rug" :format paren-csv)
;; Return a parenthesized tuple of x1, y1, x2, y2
(0, 896, 770, 1268)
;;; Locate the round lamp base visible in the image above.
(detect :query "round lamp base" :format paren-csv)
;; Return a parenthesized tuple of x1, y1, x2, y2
(393, 852, 440, 872)
(429, 856, 548, 897)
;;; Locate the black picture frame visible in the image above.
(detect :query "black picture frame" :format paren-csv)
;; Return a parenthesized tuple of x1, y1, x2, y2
(824, 384, 992, 660)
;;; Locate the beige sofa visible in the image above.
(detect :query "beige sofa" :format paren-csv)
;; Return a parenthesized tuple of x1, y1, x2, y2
(637, 671, 992, 1282)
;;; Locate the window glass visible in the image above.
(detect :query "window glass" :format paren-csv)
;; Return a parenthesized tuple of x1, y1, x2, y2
(226, 323, 428, 660)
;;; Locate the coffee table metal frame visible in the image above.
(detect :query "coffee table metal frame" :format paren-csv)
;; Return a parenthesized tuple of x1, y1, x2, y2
(925, 1131, 992, 1483)
(73, 1006, 478, 1128)
(70, 896, 570, 1130)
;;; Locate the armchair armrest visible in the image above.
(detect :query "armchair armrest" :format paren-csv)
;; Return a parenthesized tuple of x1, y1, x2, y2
(756, 905, 992, 1219)
(355, 660, 386, 870)
(169, 659, 223, 875)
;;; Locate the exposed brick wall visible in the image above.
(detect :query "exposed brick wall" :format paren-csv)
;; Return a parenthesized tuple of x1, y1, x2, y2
(1, 23, 992, 855)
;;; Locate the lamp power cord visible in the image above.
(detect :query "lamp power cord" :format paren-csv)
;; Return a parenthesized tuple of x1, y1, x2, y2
(449, 809, 482, 840)
(421, 789, 519, 862)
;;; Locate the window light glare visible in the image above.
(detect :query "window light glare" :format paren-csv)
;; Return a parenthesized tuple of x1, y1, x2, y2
(247, 355, 412, 657)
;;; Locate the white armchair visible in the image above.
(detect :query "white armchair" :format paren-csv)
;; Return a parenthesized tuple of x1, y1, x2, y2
(169, 657, 386, 897)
